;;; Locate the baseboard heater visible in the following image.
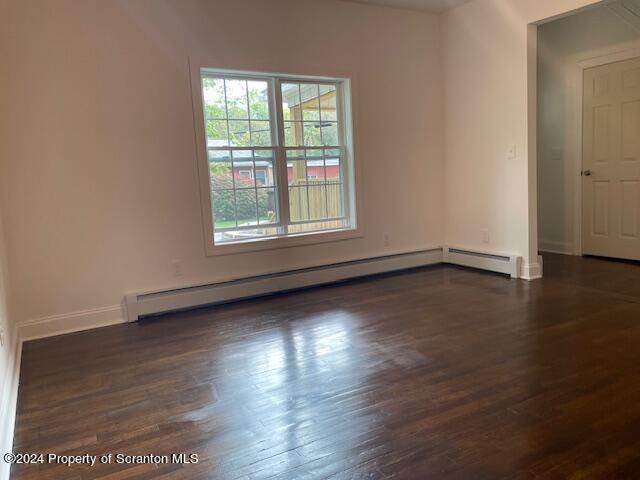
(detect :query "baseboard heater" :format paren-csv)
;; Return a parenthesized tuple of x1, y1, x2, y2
(124, 249, 443, 322)
(443, 246, 521, 279)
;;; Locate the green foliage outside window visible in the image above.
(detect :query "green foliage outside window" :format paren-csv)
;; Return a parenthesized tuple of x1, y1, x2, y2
(210, 173, 273, 227)
(203, 78, 271, 146)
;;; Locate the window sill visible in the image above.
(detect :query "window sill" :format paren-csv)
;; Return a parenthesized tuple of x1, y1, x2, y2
(205, 227, 363, 256)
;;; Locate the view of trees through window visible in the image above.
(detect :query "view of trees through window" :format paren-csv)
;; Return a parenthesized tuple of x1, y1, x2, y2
(201, 73, 350, 244)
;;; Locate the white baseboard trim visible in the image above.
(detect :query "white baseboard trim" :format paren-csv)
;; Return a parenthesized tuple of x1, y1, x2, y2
(14, 245, 543, 342)
(521, 255, 544, 281)
(125, 249, 445, 321)
(18, 305, 124, 342)
(0, 330, 22, 480)
(539, 239, 574, 255)
(15, 245, 542, 340)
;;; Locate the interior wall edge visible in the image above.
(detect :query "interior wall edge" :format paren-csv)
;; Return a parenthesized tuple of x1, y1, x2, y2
(0, 328, 22, 480)
(520, 255, 544, 281)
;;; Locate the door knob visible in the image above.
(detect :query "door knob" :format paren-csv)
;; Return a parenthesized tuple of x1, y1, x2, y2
(582, 170, 593, 176)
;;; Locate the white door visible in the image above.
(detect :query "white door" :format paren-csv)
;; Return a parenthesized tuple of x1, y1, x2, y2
(583, 56, 640, 261)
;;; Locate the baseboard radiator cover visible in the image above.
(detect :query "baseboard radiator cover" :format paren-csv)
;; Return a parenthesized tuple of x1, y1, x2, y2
(124, 249, 444, 322)
(443, 246, 522, 279)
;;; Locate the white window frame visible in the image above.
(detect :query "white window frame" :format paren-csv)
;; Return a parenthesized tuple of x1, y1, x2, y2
(190, 60, 362, 256)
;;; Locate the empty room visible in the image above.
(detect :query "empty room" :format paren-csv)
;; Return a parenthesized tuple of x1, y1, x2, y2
(1, 0, 640, 478)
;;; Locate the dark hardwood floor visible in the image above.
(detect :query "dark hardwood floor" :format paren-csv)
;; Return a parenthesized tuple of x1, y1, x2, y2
(11, 253, 640, 480)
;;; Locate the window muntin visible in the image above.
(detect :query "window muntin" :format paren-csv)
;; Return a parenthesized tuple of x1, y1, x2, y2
(200, 71, 353, 246)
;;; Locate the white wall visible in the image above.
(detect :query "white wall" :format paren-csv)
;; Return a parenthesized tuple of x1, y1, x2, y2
(0, 0, 611, 329)
(537, 3, 640, 254)
(442, 0, 601, 277)
(0, 0, 444, 325)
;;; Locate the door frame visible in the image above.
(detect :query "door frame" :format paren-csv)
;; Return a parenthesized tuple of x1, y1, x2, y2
(566, 40, 640, 256)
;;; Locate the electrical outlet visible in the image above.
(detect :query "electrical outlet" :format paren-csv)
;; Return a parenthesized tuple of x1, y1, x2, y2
(172, 259, 183, 277)
(0, 327, 5, 348)
(383, 232, 390, 247)
(481, 228, 490, 243)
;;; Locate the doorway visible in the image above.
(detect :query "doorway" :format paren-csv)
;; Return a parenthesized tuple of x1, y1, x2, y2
(536, 1, 640, 260)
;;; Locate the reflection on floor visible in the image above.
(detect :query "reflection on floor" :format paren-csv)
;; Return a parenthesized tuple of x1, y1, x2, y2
(12, 253, 640, 479)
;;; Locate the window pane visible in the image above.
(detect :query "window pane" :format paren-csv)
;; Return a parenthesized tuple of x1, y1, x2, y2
(215, 226, 283, 244)
(288, 160, 307, 185)
(301, 84, 320, 121)
(324, 151, 342, 183)
(202, 78, 227, 119)
(303, 122, 322, 147)
(236, 170, 254, 186)
(232, 150, 254, 188)
(256, 149, 275, 159)
(281, 83, 301, 121)
(308, 184, 327, 220)
(326, 183, 344, 218)
(324, 148, 341, 157)
(284, 121, 302, 147)
(250, 120, 272, 146)
(235, 188, 258, 226)
(257, 188, 277, 224)
(306, 159, 325, 181)
(209, 150, 233, 190)
(248, 80, 269, 120)
(255, 169, 269, 187)
(300, 84, 320, 104)
(289, 186, 309, 222)
(286, 149, 305, 161)
(287, 219, 349, 235)
(228, 120, 250, 147)
(319, 85, 337, 121)
(206, 120, 229, 147)
(225, 79, 249, 119)
(322, 122, 339, 146)
(212, 190, 236, 229)
(255, 166, 275, 187)
(305, 149, 323, 160)
(303, 105, 320, 121)
(254, 150, 275, 187)
(208, 149, 232, 162)
(232, 149, 253, 160)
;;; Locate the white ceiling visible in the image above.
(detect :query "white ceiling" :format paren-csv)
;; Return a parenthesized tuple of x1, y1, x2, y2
(344, 0, 473, 13)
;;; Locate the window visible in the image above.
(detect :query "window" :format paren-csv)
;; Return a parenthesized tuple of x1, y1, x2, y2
(194, 68, 357, 252)
(255, 170, 268, 186)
